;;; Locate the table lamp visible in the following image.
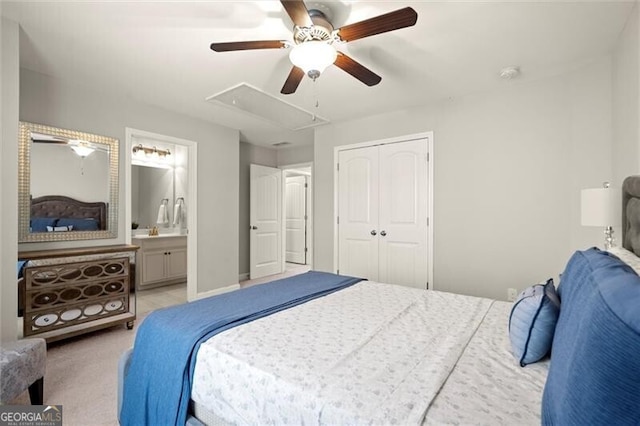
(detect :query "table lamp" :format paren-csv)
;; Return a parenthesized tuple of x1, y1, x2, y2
(581, 182, 622, 249)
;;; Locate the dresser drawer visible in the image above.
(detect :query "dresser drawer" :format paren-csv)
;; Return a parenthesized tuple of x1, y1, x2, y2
(24, 294, 130, 336)
(25, 277, 128, 312)
(25, 257, 129, 291)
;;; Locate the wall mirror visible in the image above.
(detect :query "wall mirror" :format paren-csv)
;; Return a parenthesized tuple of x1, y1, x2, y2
(18, 121, 119, 242)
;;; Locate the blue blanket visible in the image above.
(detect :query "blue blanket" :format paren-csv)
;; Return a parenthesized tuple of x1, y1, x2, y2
(121, 271, 363, 426)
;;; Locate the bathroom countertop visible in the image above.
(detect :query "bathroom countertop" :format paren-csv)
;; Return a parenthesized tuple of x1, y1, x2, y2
(132, 233, 186, 239)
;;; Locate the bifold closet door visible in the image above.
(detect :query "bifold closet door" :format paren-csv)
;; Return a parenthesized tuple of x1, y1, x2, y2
(338, 145, 380, 281)
(338, 139, 428, 289)
(378, 140, 428, 288)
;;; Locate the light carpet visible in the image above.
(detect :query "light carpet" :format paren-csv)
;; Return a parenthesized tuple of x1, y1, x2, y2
(11, 264, 311, 425)
(13, 318, 144, 425)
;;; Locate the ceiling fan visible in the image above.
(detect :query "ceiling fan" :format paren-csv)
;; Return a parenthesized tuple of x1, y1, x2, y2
(210, 0, 418, 95)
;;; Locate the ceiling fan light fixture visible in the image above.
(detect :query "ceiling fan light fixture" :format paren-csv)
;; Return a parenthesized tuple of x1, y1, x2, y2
(69, 140, 95, 157)
(289, 41, 337, 79)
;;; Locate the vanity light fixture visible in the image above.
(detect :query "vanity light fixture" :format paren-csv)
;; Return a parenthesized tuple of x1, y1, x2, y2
(132, 144, 171, 158)
(69, 140, 95, 157)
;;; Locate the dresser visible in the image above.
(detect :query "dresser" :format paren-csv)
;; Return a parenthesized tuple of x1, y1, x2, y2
(18, 244, 138, 343)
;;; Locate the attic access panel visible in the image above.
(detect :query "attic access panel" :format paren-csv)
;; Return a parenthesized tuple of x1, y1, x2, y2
(206, 83, 329, 131)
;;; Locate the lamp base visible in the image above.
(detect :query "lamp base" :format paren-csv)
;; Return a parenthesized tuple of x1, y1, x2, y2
(604, 226, 616, 250)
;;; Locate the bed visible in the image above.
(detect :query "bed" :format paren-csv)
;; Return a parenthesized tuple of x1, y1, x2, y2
(29, 195, 106, 232)
(119, 177, 640, 426)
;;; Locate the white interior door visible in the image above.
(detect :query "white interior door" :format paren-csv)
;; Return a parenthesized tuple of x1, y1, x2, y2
(250, 164, 283, 279)
(285, 175, 307, 264)
(338, 146, 379, 280)
(378, 140, 428, 288)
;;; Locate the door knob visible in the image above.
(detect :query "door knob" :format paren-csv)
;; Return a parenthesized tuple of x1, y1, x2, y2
(380, 230, 387, 236)
(370, 230, 377, 236)
(250, 226, 258, 230)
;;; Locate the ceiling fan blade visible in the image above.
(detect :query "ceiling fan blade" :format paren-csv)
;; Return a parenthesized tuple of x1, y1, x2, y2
(337, 7, 418, 42)
(280, 0, 313, 28)
(281, 66, 305, 94)
(210, 40, 287, 52)
(334, 52, 382, 87)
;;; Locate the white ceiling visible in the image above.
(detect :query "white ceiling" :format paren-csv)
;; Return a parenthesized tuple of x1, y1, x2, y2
(1, 1, 635, 148)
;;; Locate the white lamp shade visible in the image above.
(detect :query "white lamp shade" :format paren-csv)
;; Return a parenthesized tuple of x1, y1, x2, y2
(289, 41, 337, 75)
(581, 187, 622, 227)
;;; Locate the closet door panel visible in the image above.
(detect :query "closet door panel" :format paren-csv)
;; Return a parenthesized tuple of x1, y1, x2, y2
(378, 140, 428, 288)
(382, 241, 419, 287)
(338, 146, 379, 280)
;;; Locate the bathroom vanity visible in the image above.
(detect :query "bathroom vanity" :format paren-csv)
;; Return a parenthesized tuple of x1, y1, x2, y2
(132, 234, 187, 289)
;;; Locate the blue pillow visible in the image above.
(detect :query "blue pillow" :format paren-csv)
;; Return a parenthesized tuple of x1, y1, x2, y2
(542, 248, 640, 424)
(57, 218, 99, 231)
(508, 278, 560, 366)
(30, 216, 57, 232)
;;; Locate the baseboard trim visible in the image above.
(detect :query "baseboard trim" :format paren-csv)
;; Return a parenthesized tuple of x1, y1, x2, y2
(238, 272, 249, 282)
(194, 284, 240, 300)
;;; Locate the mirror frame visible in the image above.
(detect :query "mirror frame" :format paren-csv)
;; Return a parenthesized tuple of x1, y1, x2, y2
(18, 121, 119, 242)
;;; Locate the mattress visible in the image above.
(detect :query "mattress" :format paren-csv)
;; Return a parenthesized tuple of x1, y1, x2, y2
(190, 281, 542, 425)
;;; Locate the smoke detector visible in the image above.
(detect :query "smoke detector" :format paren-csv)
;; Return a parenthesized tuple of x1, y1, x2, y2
(499, 66, 520, 80)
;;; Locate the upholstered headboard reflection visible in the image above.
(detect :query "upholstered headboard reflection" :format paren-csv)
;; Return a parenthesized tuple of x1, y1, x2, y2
(622, 176, 640, 256)
(30, 195, 107, 231)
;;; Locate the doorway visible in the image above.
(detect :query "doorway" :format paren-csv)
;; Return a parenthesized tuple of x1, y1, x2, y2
(125, 128, 198, 307)
(248, 162, 313, 280)
(283, 166, 311, 266)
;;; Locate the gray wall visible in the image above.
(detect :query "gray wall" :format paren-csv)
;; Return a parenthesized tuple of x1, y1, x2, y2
(238, 142, 277, 277)
(1, 16, 20, 342)
(277, 144, 314, 167)
(315, 57, 616, 302)
(613, 4, 640, 186)
(31, 143, 109, 201)
(18, 68, 240, 297)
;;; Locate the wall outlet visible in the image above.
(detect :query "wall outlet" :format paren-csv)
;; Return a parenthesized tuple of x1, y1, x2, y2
(507, 288, 518, 302)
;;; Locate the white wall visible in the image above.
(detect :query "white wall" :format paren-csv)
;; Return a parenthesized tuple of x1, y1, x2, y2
(174, 144, 188, 230)
(1, 16, 20, 342)
(315, 58, 614, 301)
(18, 68, 240, 297)
(238, 142, 277, 277)
(613, 3, 640, 186)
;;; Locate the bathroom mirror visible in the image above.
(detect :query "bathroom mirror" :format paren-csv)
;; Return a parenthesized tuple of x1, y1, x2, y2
(18, 121, 119, 242)
(131, 165, 175, 229)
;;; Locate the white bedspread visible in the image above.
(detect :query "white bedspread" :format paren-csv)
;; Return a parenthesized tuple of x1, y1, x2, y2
(424, 301, 549, 425)
(191, 281, 493, 425)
